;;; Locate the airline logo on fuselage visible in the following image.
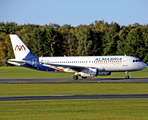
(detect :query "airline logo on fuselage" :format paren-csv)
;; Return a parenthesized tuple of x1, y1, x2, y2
(15, 45, 26, 51)
(94, 57, 122, 65)
(95, 57, 122, 61)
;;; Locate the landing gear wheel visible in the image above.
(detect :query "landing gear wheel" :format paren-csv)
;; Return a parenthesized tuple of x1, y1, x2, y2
(82, 77, 87, 79)
(125, 71, 129, 79)
(126, 76, 129, 79)
(73, 75, 78, 80)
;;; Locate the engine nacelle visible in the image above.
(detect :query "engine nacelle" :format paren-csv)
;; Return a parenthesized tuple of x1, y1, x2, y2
(98, 72, 111, 76)
(78, 68, 98, 77)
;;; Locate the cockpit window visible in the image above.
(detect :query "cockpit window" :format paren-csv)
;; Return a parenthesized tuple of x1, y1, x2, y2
(133, 60, 141, 62)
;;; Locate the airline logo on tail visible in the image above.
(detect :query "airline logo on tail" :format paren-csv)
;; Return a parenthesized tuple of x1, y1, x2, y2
(15, 45, 26, 51)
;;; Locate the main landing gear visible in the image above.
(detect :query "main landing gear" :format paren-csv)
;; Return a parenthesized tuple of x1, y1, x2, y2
(73, 75, 88, 80)
(73, 75, 78, 80)
(125, 71, 129, 79)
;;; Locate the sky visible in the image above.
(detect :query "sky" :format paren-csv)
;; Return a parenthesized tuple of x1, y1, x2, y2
(0, 0, 148, 27)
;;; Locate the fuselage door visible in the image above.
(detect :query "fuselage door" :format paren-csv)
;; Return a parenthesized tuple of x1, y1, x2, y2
(123, 58, 128, 66)
(32, 58, 37, 67)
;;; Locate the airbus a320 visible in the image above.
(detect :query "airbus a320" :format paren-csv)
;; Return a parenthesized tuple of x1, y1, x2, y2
(8, 35, 147, 80)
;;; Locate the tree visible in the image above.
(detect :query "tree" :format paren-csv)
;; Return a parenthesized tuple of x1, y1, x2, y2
(76, 28, 94, 56)
(0, 21, 148, 66)
(45, 28, 62, 56)
(30, 28, 45, 56)
(102, 23, 120, 55)
(116, 26, 129, 55)
(2, 35, 15, 66)
(124, 26, 145, 59)
(69, 34, 78, 56)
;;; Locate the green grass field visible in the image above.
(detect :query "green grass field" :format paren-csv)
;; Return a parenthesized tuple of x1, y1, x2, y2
(0, 67, 148, 119)
(0, 83, 148, 97)
(0, 66, 148, 78)
(0, 99, 148, 120)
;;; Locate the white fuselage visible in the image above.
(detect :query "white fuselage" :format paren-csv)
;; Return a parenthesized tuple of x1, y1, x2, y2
(39, 56, 147, 73)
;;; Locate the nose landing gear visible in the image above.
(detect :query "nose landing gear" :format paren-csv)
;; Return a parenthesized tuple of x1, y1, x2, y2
(125, 71, 129, 79)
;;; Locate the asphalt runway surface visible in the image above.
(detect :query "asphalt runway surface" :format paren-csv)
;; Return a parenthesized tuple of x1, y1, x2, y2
(0, 78, 148, 83)
(0, 94, 148, 101)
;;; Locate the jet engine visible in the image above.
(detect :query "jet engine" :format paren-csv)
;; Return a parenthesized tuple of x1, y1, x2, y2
(77, 68, 111, 77)
(77, 68, 98, 77)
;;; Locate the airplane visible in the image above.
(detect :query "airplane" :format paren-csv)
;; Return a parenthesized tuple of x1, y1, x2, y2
(8, 34, 147, 80)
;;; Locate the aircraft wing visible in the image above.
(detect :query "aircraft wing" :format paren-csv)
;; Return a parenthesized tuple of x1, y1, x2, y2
(49, 63, 85, 69)
(43, 63, 105, 72)
(43, 63, 86, 71)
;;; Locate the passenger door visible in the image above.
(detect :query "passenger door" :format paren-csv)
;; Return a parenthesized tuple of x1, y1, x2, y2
(123, 58, 128, 66)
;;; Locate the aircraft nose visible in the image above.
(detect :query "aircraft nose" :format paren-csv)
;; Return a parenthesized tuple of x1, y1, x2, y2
(142, 62, 147, 69)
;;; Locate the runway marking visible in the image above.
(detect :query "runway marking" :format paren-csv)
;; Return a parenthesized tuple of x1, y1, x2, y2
(0, 94, 148, 101)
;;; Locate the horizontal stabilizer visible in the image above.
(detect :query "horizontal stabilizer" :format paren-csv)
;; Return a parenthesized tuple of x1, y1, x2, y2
(8, 59, 26, 66)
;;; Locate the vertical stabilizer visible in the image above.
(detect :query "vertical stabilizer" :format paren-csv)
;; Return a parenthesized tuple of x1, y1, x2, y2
(10, 35, 30, 59)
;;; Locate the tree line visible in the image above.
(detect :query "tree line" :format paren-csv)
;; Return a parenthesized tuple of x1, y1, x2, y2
(0, 20, 148, 66)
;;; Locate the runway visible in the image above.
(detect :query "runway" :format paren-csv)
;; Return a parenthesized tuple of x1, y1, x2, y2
(0, 78, 148, 101)
(0, 94, 148, 101)
(0, 78, 148, 83)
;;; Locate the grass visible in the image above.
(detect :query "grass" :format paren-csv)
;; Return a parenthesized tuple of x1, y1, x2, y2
(0, 66, 148, 78)
(0, 99, 148, 120)
(0, 67, 73, 78)
(0, 67, 148, 119)
(0, 83, 148, 97)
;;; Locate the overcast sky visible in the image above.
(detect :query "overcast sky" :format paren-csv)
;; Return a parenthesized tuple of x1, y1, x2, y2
(1, 0, 148, 26)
